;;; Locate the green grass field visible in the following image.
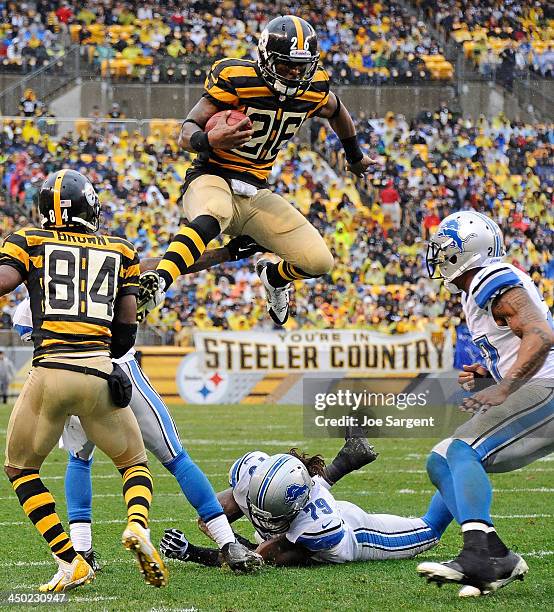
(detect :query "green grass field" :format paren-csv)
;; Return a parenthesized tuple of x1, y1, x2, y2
(0, 402, 552, 611)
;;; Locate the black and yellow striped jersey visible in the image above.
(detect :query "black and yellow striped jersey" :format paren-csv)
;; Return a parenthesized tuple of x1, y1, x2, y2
(188, 58, 330, 188)
(0, 227, 139, 363)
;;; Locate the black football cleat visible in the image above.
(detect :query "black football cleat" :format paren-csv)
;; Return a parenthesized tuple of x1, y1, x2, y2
(77, 548, 102, 573)
(417, 548, 497, 590)
(458, 551, 529, 597)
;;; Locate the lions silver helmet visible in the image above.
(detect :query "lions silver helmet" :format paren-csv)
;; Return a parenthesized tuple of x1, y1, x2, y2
(247, 453, 313, 535)
(426, 211, 505, 293)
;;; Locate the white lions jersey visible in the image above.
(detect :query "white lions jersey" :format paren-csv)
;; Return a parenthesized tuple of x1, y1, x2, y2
(462, 263, 554, 382)
(13, 298, 135, 363)
(229, 451, 438, 563)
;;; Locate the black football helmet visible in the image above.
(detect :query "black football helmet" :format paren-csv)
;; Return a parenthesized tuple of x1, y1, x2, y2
(38, 169, 100, 232)
(257, 15, 319, 98)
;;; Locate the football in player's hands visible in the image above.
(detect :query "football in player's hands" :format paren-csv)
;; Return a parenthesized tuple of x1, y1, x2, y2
(205, 110, 253, 150)
(205, 110, 252, 132)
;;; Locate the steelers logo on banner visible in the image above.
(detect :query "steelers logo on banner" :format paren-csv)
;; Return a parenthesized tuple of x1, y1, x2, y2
(176, 352, 230, 404)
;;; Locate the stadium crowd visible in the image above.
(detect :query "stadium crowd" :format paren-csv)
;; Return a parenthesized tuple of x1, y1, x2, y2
(1, 0, 452, 83)
(0, 104, 552, 342)
(415, 0, 554, 80)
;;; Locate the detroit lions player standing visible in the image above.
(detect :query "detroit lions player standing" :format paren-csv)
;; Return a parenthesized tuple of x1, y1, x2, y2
(160, 449, 450, 567)
(418, 210, 554, 595)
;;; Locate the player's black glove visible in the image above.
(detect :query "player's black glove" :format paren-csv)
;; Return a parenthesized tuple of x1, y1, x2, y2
(226, 235, 265, 261)
(160, 528, 190, 560)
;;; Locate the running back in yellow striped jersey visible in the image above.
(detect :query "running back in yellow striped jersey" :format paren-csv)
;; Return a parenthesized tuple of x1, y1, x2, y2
(192, 58, 330, 187)
(0, 227, 139, 363)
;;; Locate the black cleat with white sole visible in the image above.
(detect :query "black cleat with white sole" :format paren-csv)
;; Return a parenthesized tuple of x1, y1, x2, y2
(256, 258, 290, 326)
(458, 551, 529, 597)
(417, 548, 497, 590)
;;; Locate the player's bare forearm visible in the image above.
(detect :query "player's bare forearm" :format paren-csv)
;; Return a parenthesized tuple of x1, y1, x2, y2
(255, 535, 313, 566)
(177, 98, 252, 151)
(140, 248, 229, 275)
(493, 287, 554, 390)
(317, 92, 356, 139)
(177, 98, 220, 150)
(0, 265, 23, 297)
(217, 487, 244, 523)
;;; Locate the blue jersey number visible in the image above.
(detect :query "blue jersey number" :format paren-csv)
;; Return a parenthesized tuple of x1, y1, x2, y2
(303, 498, 333, 521)
(474, 335, 501, 381)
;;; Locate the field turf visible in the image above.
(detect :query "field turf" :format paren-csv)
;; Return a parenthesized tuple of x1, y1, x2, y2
(0, 403, 552, 611)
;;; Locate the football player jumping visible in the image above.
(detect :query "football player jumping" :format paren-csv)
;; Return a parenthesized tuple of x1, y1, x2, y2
(159, 445, 453, 567)
(138, 15, 372, 325)
(418, 211, 554, 596)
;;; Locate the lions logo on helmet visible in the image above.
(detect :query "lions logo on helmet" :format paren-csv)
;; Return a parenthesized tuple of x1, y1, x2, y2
(247, 454, 313, 535)
(427, 211, 505, 294)
(435, 219, 477, 254)
(284, 483, 309, 505)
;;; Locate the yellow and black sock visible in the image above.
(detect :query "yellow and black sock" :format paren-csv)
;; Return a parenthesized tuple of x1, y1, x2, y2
(10, 471, 77, 563)
(120, 463, 153, 529)
(157, 216, 220, 289)
(266, 261, 314, 288)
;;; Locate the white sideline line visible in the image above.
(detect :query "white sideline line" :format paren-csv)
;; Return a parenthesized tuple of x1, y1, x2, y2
(2, 512, 551, 529)
(492, 514, 553, 519)
(2, 487, 553, 503)
(21, 472, 229, 481)
(2, 550, 552, 570)
(391, 488, 554, 495)
(0, 517, 197, 527)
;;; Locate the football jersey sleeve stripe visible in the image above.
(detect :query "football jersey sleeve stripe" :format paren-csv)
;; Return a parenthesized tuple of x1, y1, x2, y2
(0, 241, 30, 273)
(296, 528, 345, 551)
(229, 452, 254, 487)
(471, 266, 511, 296)
(307, 92, 330, 117)
(474, 271, 523, 309)
(122, 263, 140, 279)
(204, 86, 238, 106)
(235, 86, 273, 98)
(219, 65, 258, 81)
(297, 523, 343, 537)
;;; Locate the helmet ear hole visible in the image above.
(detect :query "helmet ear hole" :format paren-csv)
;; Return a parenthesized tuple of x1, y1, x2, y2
(449, 255, 458, 264)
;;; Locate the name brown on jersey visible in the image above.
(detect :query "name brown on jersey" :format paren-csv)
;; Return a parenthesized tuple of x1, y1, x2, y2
(0, 228, 139, 363)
